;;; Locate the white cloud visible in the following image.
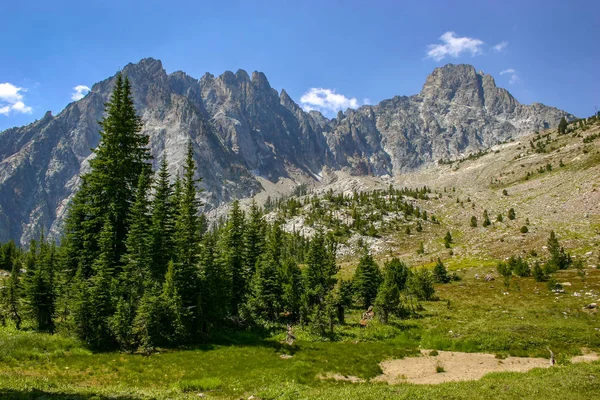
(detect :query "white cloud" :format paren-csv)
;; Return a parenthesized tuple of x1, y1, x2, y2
(0, 83, 32, 115)
(363, 98, 371, 105)
(71, 85, 90, 101)
(500, 68, 519, 84)
(493, 41, 508, 52)
(300, 88, 360, 115)
(426, 31, 485, 61)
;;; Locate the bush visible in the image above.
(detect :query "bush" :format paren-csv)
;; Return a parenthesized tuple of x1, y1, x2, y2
(408, 269, 435, 301)
(520, 226, 528, 233)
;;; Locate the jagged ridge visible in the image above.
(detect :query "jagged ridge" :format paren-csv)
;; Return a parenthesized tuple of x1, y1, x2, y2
(0, 58, 573, 244)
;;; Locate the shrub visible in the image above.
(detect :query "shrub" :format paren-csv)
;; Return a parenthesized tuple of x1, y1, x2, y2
(470, 216, 477, 227)
(508, 208, 516, 220)
(520, 226, 528, 233)
(444, 231, 453, 248)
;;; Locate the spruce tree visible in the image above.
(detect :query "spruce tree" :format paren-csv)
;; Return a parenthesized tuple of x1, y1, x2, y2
(25, 236, 56, 332)
(281, 258, 304, 322)
(408, 268, 435, 300)
(482, 210, 491, 227)
(220, 200, 246, 316)
(198, 233, 226, 329)
(470, 216, 478, 227)
(352, 251, 382, 309)
(374, 258, 410, 323)
(305, 231, 338, 307)
(111, 171, 153, 351)
(247, 253, 284, 323)
(6, 259, 22, 329)
(558, 116, 568, 134)
(150, 156, 175, 281)
(243, 201, 266, 281)
(444, 231, 453, 248)
(546, 231, 571, 271)
(0, 240, 16, 271)
(160, 261, 186, 344)
(172, 142, 203, 332)
(63, 73, 151, 278)
(82, 220, 117, 349)
(433, 258, 450, 283)
(508, 208, 516, 220)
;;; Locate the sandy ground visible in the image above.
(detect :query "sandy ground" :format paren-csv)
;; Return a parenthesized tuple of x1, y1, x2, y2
(370, 349, 599, 385)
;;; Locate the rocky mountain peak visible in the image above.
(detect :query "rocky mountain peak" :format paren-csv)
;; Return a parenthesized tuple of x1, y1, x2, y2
(0, 58, 574, 244)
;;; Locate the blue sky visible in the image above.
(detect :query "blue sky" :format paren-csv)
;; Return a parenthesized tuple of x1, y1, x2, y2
(1, 0, 598, 130)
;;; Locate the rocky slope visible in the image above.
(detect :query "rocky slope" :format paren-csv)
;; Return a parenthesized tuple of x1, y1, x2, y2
(0, 58, 573, 244)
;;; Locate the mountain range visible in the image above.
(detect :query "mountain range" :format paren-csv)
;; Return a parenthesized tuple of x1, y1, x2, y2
(0, 58, 573, 244)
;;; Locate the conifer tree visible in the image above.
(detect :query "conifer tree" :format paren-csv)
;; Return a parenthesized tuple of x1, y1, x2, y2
(160, 261, 186, 344)
(375, 258, 410, 323)
(0, 240, 16, 271)
(150, 156, 175, 281)
(408, 268, 435, 300)
(220, 200, 246, 316)
(352, 251, 382, 309)
(6, 260, 22, 329)
(198, 233, 226, 328)
(470, 216, 478, 227)
(82, 220, 117, 349)
(482, 210, 491, 227)
(558, 116, 568, 134)
(508, 208, 516, 220)
(281, 258, 304, 321)
(243, 201, 266, 279)
(444, 231, 453, 248)
(433, 258, 450, 283)
(546, 231, 571, 272)
(247, 253, 284, 322)
(305, 231, 338, 307)
(63, 73, 151, 278)
(111, 171, 153, 351)
(172, 142, 203, 331)
(25, 236, 56, 332)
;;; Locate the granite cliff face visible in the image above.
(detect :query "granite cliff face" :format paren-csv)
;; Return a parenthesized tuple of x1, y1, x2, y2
(0, 59, 573, 243)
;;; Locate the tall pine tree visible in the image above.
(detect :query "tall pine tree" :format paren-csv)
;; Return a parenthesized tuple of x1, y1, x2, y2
(63, 73, 151, 279)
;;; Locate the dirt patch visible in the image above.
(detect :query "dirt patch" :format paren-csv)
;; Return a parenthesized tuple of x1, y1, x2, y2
(319, 372, 365, 383)
(373, 349, 599, 385)
(571, 350, 599, 363)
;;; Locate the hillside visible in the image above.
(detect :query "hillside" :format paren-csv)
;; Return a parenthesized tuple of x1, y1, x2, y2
(231, 116, 600, 274)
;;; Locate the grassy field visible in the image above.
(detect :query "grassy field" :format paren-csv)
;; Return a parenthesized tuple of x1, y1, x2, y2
(1, 265, 599, 399)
